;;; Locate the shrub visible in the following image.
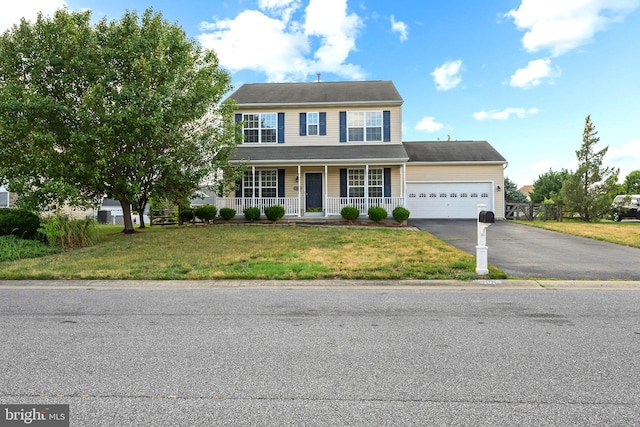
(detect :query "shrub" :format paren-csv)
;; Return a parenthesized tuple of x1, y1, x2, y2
(0, 208, 41, 239)
(392, 206, 410, 223)
(194, 204, 217, 223)
(219, 208, 236, 220)
(367, 206, 388, 222)
(38, 214, 98, 249)
(264, 205, 285, 221)
(179, 208, 195, 223)
(244, 207, 261, 222)
(340, 206, 360, 221)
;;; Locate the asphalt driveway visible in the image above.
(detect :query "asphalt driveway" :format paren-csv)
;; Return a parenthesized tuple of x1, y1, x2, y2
(409, 219, 640, 280)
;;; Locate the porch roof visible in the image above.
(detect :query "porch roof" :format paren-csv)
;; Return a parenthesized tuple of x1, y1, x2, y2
(230, 144, 409, 165)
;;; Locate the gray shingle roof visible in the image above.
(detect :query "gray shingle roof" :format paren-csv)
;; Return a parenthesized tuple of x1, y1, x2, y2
(230, 144, 409, 164)
(226, 81, 403, 107)
(402, 141, 507, 163)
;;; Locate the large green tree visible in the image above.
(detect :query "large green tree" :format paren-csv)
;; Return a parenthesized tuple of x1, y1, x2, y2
(622, 170, 640, 194)
(0, 8, 240, 233)
(561, 115, 619, 221)
(529, 169, 570, 203)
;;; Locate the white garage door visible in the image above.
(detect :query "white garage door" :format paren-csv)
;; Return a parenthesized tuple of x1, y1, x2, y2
(407, 182, 493, 219)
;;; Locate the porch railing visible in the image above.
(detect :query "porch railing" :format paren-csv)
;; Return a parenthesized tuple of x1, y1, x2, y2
(217, 197, 300, 216)
(326, 197, 405, 216)
(216, 197, 405, 217)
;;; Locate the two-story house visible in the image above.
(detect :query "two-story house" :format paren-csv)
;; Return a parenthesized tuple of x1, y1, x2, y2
(219, 80, 507, 219)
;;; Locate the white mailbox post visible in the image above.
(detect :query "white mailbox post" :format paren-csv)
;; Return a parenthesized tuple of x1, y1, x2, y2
(476, 204, 494, 275)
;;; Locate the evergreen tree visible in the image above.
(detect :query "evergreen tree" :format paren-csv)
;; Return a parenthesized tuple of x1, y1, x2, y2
(504, 177, 528, 203)
(561, 115, 619, 221)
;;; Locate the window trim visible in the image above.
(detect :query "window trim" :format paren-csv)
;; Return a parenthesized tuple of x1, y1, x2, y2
(347, 168, 384, 197)
(243, 170, 278, 197)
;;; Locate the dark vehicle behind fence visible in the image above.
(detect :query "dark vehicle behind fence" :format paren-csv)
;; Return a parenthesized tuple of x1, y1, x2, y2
(611, 195, 640, 221)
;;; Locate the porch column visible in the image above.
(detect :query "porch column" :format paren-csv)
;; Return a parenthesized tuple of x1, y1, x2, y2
(251, 166, 256, 207)
(403, 163, 407, 206)
(365, 164, 369, 212)
(324, 164, 328, 217)
(297, 164, 301, 217)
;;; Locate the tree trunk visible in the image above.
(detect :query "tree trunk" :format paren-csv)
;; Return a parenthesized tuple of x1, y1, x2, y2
(138, 210, 146, 229)
(120, 199, 135, 234)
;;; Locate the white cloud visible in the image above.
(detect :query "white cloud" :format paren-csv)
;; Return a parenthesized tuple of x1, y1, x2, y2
(198, 0, 364, 82)
(390, 15, 408, 41)
(606, 139, 640, 161)
(431, 60, 463, 91)
(416, 117, 444, 132)
(506, 0, 640, 56)
(473, 107, 539, 120)
(0, 0, 67, 33)
(510, 58, 561, 88)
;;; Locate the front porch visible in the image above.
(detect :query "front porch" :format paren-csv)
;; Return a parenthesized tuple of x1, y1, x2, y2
(216, 196, 405, 217)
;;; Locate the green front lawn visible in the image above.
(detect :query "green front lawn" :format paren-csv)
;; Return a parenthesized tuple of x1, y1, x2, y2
(515, 219, 640, 248)
(0, 224, 505, 280)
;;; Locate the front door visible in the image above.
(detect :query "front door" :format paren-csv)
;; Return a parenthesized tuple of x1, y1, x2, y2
(305, 173, 323, 212)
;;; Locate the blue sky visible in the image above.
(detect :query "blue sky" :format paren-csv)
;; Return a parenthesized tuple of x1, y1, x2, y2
(3, 0, 640, 188)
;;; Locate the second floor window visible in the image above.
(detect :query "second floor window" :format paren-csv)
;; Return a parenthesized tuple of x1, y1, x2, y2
(244, 113, 277, 143)
(307, 112, 319, 136)
(348, 111, 382, 142)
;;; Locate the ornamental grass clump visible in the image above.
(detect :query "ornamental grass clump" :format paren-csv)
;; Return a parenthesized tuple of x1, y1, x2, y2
(264, 205, 285, 221)
(367, 206, 388, 222)
(340, 206, 360, 222)
(38, 214, 98, 249)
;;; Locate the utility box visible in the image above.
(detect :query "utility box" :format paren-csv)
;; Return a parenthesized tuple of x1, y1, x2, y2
(97, 210, 111, 224)
(478, 210, 495, 224)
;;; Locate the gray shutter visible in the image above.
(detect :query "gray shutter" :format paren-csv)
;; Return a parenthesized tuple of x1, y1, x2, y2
(383, 110, 391, 142)
(384, 168, 391, 197)
(319, 112, 326, 136)
(278, 112, 285, 143)
(278, 169, 285, 197)
(235, 179, 242, 198)
(299, 113, 306, 136)
(339, 112, 347, 142)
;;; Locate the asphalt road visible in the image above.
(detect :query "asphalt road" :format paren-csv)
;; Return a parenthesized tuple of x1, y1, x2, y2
(1, 289, 639, 426)
(409, 219, 640, 280)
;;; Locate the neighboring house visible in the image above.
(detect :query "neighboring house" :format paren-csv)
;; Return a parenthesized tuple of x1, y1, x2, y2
(519, 185, 534, 201)
(191, 185, 218, 207)
(0, 185, 11, 208)
(220, 80, 506, 219)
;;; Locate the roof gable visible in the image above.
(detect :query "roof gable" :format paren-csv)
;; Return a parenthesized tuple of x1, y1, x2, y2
(402, 141, 507, 163)
(227, 81, 403, 107)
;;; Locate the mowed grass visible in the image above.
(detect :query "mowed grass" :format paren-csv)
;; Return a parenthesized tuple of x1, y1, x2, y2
(515, 219, 640, 248)
(0, 224, 505, 280)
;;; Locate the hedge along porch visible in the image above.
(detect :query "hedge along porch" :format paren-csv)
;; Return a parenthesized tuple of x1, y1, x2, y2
(218, 144, 409, 217)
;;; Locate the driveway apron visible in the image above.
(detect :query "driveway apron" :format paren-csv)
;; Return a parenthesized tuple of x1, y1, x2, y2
(409, 219, 640, 280)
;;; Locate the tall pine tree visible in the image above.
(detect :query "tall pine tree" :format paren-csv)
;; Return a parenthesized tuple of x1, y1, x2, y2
(561, 115, 619, 221)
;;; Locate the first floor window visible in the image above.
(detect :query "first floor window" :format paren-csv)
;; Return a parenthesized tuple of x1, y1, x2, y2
(243, 170, 278, 197)
(348, 168, 383, 197)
